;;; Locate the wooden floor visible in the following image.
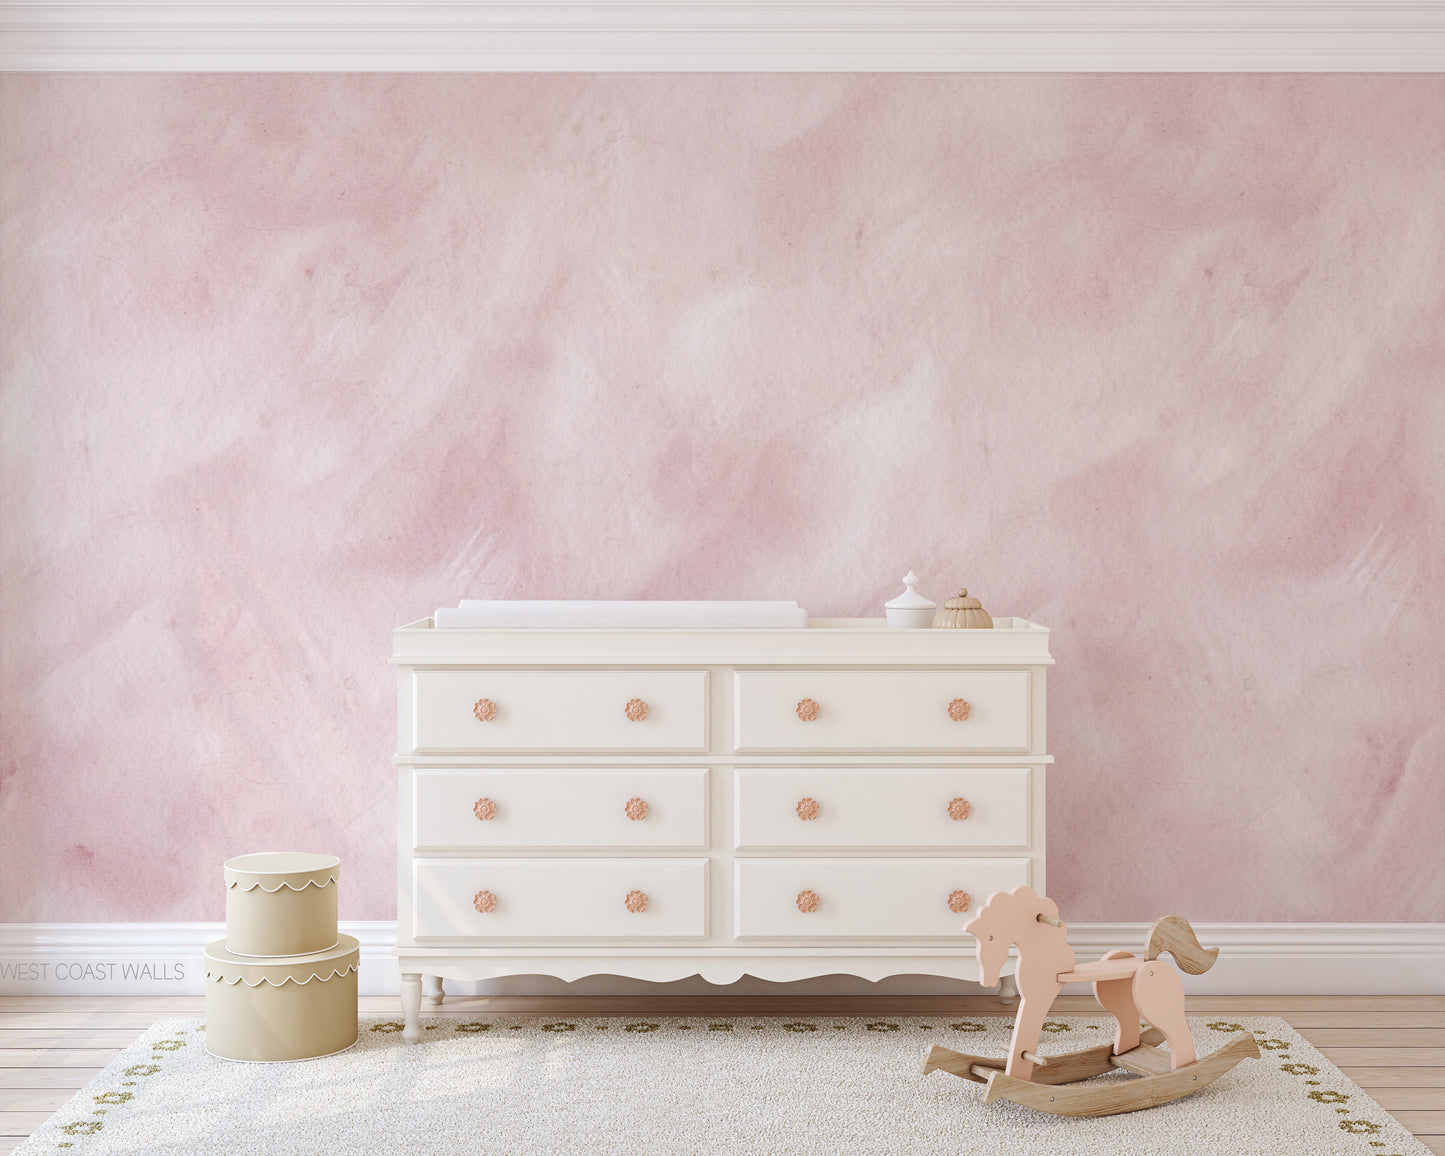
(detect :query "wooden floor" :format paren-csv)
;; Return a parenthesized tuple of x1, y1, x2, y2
(2, 994, 1441, 1153)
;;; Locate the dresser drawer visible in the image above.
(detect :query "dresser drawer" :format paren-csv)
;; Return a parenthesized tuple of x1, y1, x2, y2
(412, 859, 708, 940)
(412, 768, 708, 851)
(733, 858, 1029, 939)
(410, 670, 708, 753)
(734, 768, 1029, 850)
(733, 670, 1030, 752)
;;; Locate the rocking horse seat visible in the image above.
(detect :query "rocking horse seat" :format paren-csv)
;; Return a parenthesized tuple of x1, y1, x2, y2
(1056, 958, 1142, 983)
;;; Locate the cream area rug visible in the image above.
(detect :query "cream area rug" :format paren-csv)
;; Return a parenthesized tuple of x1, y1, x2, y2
(15, 1015, 1429, 1155)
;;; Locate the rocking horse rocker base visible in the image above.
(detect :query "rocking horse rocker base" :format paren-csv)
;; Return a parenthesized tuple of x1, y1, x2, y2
(922, 1028, 1260, 1118)
(922, 888, 1259, 1117)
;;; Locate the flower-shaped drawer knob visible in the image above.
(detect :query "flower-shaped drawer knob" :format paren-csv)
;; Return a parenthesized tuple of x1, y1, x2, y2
(473, 890, 497, 915)
(796, 890, 820, 914)
(947, 797, 971, 822)
(624, 797, 649, 821)
(795, 698, 820, 722)
(948, 890, 971, 914)
(795, 797, 820, 821)
(473, 698, 498, 723)
(473, 797, 498, 822)
(947, 698, 971, 722)
(624, 698, 649, 722)
(625, 890, 649, 914)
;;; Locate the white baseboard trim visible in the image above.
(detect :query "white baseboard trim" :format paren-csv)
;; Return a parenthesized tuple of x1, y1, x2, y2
(1066, 923, 1445, 997)
(0, 923, 400, 999)
(2, 922, 1441, 998)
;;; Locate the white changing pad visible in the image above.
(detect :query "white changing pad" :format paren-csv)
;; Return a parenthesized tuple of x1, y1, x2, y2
(433, 600, 808, 629)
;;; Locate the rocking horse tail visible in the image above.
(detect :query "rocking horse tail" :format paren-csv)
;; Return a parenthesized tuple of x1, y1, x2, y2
(1145, 915, 1220, 975)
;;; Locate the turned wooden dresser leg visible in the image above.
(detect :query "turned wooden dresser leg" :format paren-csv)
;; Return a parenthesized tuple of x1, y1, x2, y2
(425, 975, 445, 1006)
(998, 973, 1019, 1007)
(401, 972, 423, 1044)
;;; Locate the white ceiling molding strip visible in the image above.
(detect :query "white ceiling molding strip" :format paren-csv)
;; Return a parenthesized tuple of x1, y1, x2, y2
(1, 0, 1442, 71)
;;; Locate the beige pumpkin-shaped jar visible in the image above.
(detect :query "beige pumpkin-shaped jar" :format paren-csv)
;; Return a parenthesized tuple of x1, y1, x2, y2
(934, 588, 994, 629)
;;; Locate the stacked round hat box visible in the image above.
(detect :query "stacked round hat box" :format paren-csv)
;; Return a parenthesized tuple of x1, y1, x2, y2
(204, 853, 359, 1061)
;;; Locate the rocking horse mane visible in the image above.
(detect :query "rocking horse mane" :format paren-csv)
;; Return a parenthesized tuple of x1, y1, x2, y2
(965, 885, 1064, 940)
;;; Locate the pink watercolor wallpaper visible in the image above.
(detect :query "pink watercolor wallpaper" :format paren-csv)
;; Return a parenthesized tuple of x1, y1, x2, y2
(1, 75, 1442, 925)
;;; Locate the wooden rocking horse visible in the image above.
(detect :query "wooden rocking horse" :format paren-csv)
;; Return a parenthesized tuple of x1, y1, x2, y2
(921, 885, 1259, 1117)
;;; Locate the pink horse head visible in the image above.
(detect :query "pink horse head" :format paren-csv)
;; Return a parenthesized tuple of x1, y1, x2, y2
(964, 885, 1065, 986)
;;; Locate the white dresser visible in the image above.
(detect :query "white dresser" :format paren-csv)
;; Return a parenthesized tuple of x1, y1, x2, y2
(392, 616, 1052, 1042)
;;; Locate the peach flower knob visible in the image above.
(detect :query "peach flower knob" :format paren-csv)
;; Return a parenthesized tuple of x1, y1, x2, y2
(947, 797, 971, 822)
(947, 698, 971, 722)
(625, 890, 648, 914)
(624, 797, 649, 821)
(474, 797, 498, 822)
(796, 890, 820, 914)
(473, 890, 497, 915)
(948, 890, 971, 914)
(625, 698, 649, 722)
(796, 797, 820, 821)
(473, 698, 498, 722)
(796, 698, 820, 722)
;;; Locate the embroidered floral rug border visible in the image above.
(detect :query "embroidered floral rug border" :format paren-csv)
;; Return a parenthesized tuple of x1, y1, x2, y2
(14, 1015, 1428, 1155)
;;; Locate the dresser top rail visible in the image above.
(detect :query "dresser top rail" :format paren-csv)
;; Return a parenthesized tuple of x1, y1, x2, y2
(393, 617, 1053, 665)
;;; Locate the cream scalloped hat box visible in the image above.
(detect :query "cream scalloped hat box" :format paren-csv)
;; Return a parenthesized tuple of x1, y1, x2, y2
(204, 935, 359, 1062)
(224, 852, 339, 957)
(206, 852, 358, 1062)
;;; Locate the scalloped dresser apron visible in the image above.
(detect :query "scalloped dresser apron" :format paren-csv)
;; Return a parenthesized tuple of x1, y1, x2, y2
(391, 615, 1053, 1043)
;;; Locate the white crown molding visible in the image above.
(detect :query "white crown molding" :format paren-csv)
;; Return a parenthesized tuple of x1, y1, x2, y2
(2, 921, 1442, 996)
(0, 1, 1441, 72)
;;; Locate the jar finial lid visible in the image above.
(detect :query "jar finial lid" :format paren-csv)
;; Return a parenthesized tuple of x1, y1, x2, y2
(885, 570, 935, 611)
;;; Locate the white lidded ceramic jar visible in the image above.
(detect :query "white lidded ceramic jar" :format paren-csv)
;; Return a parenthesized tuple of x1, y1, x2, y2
(884, 571, 936, 628)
